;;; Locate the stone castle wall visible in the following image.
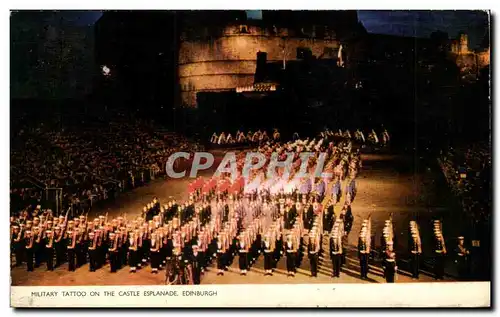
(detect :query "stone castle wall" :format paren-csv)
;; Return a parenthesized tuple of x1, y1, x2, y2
(179, 24, 341, 107)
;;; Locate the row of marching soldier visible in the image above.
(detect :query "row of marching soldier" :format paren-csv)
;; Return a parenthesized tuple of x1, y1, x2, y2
(8, 133, 363, 282)
(10, 199, 471, 282)
(11, 131, 470, 282)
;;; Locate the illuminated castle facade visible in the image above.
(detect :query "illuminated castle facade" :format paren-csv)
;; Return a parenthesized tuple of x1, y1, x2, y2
(450, 32, 490, 75)
(178, 11, 363, 107)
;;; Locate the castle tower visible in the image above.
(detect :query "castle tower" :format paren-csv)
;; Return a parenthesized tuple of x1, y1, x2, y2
(178, 11, 359, 107)
(451, 41, 459, 54)
(459, 33, 469, 54)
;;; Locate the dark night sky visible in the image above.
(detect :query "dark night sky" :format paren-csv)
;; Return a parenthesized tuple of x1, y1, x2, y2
(71, 10, 489, 47)
(357, 10, 490, 49)
(50, 11, 103, 26)
(11, 10, 490, 100)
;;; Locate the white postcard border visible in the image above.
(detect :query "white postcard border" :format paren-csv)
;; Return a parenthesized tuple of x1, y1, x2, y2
(11, 283, 491, 308)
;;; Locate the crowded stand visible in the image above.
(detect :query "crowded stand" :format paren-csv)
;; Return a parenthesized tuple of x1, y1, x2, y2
(10, 113, 201, 217)
(10, 125, 476, 284)
(11, 133, 368, 284)
(438, 143, 491, 222)
(10, 130, 462, 285)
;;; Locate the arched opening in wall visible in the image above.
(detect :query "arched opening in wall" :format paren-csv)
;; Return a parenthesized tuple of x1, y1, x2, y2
(240, 25, 249, 34)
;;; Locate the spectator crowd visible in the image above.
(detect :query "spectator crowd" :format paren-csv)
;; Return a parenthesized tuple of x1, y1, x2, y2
(438, 143, 491, 223)
(11, 112, 201, 218)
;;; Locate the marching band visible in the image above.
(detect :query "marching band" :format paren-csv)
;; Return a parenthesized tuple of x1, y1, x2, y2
(10, 130, 458, 284)
(382, 216, 397, 283)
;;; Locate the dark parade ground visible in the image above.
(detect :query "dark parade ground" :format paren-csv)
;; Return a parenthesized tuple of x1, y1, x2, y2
(11, 150, 461, 286)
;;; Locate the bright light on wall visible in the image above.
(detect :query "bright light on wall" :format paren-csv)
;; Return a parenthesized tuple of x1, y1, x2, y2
(236, 37, 247, 48)
(101, 65, 111, 77)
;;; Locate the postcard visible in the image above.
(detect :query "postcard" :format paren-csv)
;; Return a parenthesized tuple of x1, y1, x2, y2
(10, 9, 491, 308)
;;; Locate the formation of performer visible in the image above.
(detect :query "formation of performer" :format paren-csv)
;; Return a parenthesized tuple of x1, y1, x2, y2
(210, 129, 279, 145)
(433, 220, 447, 280)
(9, 133, 361, 279)
(409, 220, 422, 280)
(321, 128, 390, 146)
(12, 132, 458, 284)
(10, 203, 456, 284)
(455, 236, 470, 281)
(358, 216, 372, 279)
(381, 216, 397, 283)
(329, 218, 344, 278)
(307, 225, 321, 278)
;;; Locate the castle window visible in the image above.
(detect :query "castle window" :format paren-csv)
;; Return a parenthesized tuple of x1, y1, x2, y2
(240, 25, 249, 34)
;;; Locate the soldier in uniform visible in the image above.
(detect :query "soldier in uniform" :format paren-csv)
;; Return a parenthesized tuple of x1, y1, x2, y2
(455, 236, 470, 280)
(66, 229, 77, 272)
(381, 230, 389, 276)
(24, 230, 34, 272)
(54, 226, 65, 268)
(152, 197, 161, 216)
(409, 222, 422, 280)
(330, 233, 342, 278)
(142, 206, 150, 221)
(165, 201, 173, 222)
(273, 228, 283, 269)
(97, 229, 107, 269)
(314, 178, 325, 202)
(216, 235, 225, 276)
(434, 227, 446, 280)
(149, 232, 160, 274)
(283, 206, 293, 230)
(12, 225, 24, 267)
(98, 215, 106, 227)
(346, 178, 356, 203)
(75, 228, 86, 268)
(87, 231, 98, 272)
(323, 203, 335, 234)
(284, 234, 296, 276)
(128, 231, 139, 273)
(385, 242, 397, 283)
(140, 226, 150, 268)
(341, 230, 348, 266)
(343, 204, 354, 235)
(191, 245, 203, 284)
(120, 227, 129, 268)
(44, 230, 55, 271)
(304, 202, 314, 230)
(164, 232, 174, 265)
(332, 178, 342, 204)
(358, 234, 369, 279)
(238, 235, 249, 275)
(194, 233, 205, 271)
(108, 232, 119, 273)
(308, 233, 319, 277)
(262, 234, 274, 276)
(181, 232, 193, 266)
(33, 226, 43, 268)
